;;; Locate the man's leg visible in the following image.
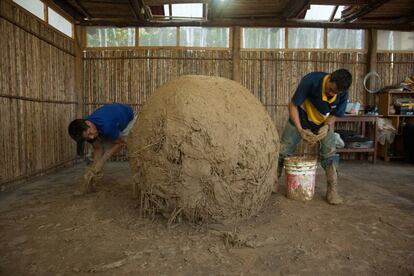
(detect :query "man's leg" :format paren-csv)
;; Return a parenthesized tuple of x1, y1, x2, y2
(276, 120, 302, 192)
(320, 129, 343, 205)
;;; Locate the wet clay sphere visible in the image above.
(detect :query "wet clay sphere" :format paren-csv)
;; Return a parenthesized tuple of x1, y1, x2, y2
(128, 75, 279, 223)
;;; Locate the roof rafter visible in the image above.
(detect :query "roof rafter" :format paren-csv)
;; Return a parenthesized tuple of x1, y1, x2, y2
(281, 0, 311, 19)
(392, 15, 414, 24)
(329, 5, 339, 22)
(49, 0, 84, 21)
(79, 17, 414, 30)
(128, 0, 152, 21)
(70, 0, 91, 19)
(339, 0, 390, 22)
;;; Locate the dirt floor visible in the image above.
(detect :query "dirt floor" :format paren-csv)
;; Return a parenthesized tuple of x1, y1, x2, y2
(0, 161, 413, 275)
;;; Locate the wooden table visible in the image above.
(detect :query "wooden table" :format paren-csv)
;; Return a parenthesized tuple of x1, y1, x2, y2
(335, 115, 380, 163)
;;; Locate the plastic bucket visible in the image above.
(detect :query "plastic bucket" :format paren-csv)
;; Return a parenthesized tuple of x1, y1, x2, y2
(284, 156, 317, 201)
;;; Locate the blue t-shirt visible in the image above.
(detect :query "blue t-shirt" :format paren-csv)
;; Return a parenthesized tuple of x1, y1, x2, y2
(291, 72, 348, 132)
(86, 103, 133, 140)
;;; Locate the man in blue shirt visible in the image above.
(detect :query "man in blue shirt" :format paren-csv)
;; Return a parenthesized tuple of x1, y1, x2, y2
(68, 103, 137, 194)
(277, 69, 352, 205)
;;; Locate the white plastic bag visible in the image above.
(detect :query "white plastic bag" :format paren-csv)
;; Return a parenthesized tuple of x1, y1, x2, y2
(377, 118, 397, 145)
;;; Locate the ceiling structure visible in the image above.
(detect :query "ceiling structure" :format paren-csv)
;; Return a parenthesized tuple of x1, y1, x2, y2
(50, 0, 414, 29)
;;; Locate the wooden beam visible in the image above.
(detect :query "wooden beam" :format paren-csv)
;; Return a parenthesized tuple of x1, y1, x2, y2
(79, 18, 414, 30)
(391, 15, 414, 24)
(207, 0, 216, 20)
(44, 3, 49, 23)
(143, 0, 153, 20)
(129, 0, 152, 21)
(281, 0, 311, 19)
(145, 0, 207, 4)
(129, 0, 142, 20)
(50, 0, 84, 21)
(232, 26, 241, 83)
(366, 29, 377, 105)
(70, 0, 91, 19)
(74, 25, 85, 118)
(329, 5, 339, 22)
(202, 3, 207, 19)
(339, 0, 389, 22)
(311, 0, 370, 4)
(212, 12, 283, 19)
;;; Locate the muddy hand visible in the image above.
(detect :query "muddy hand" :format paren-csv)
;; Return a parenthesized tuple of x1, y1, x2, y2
(74, 166, 103, 196)
(316, 125, 329, 141)
(299, 128, 319, 144)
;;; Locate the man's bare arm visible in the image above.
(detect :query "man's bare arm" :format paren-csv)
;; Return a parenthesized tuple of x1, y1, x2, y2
(92, 140, 104, 159)
(288, 101, 302, 131)
(324, 115, 337, 129)
(97, 137, 126, 162)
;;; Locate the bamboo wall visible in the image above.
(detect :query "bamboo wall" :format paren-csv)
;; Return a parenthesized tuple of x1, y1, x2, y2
(0, 0, 77, 185)
(83, 49, 232, 159)
(83, 49, 367, 156)
(83, 49, 232, 115)
(377, 52, 414, 87)
(3, 0, 413, 185)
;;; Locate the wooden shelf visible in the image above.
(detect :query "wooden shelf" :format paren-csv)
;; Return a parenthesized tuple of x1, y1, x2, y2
(337, 148, 375, 153)
(377, 90, 414, 161)
(335, 115, 379, 163)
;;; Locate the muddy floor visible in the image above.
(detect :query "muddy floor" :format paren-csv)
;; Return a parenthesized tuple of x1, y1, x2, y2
(0, 161, 413, 275)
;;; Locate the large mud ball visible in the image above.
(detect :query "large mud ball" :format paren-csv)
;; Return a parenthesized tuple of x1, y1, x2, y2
(128, 75, 279, 223)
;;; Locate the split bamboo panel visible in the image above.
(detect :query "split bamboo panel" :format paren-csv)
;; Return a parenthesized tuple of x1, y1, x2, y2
(83, 49, 232, 109)
(377, 53, 414, 87)
(0, 5, 76, 185)
(0, 0, 74, 55)
(83, 49, 368, 159)
(83, 49, 232, 159)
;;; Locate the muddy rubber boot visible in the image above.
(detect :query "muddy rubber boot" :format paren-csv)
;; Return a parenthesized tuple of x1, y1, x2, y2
(325, 164, 343, 205)
(277, 163, 283, 179)
(273, 163, 284, 193)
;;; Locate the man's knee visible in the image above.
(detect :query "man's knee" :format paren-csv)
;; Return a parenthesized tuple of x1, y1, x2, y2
(321, 130, 336, 152)
(321, 154, 340, 169)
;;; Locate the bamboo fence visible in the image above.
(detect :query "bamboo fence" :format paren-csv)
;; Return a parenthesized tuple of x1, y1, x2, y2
(83, 49, 232, 111)
(83, 49, 232, 159)
(0, 0, 77, 185)
(377, 52, 414, 87)
(2, 0, 413, 183)
(83, 49, 368, 157)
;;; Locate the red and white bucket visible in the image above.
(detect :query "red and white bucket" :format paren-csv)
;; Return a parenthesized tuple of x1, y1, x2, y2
(284, 156, 317, 201)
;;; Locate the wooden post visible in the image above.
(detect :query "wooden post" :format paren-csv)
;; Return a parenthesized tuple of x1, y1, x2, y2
(232, 26, 241, 83)
(366, 28, 377, 105)
(44, 2, 48, 22)
(74, 25, 85, 118)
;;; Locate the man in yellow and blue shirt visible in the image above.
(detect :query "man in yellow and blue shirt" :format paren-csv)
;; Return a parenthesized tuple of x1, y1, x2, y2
(278, 69, 352, 205)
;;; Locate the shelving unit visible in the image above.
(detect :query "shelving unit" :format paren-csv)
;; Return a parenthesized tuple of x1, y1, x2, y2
(377, 90, 414, 161)
(335, 115, 380, 163)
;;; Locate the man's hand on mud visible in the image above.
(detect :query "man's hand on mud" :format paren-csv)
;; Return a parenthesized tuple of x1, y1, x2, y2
(299, 128, 319, 144)
(74, 157, 106, 196)
(316, 125, 329, 141)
